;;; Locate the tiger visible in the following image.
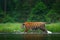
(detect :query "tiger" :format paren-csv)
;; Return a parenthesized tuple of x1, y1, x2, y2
(22, 22, 48, 33)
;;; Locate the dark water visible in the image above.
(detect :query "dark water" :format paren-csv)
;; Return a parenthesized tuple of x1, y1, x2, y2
(0, 33, 60, 40)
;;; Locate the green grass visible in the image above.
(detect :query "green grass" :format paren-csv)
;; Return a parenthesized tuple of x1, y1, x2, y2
(0, 23, 24, 32)
(46, 23, 60, 32)
(0, 23, 60, 32)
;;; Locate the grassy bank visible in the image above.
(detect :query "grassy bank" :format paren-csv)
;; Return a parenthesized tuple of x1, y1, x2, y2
(0, 23, 60, 32)
(46, 23, 60, 32)
(0, 23, 22, 32)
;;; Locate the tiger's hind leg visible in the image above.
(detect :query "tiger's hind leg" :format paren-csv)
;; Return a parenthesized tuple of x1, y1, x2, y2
(39, 26, 47, 33)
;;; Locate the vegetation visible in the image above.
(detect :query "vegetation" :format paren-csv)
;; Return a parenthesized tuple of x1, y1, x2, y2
(0, 23, 60, 32)
(46, 23, 60, 32)
(0, 0, 60, 23)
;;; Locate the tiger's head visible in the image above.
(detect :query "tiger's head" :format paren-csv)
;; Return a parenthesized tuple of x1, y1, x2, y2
(21, 23, 26, 29)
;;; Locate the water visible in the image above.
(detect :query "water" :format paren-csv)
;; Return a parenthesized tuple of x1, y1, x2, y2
(0, 32, 60, 40)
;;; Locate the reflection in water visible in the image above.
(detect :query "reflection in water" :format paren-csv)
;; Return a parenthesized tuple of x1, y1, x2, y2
(24, 34, 47, 40)
(0, 33, 60, 40)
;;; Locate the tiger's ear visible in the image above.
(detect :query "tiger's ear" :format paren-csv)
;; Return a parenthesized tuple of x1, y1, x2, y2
(21, 23, 24, 29)
(22, 23, 26, 28)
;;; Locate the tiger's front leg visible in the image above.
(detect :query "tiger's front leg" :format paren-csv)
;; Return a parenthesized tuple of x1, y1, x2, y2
(25, 28, 28, 32)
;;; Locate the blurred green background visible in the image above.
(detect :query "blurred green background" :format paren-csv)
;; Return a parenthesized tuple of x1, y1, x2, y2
(0, 0, 60, 23)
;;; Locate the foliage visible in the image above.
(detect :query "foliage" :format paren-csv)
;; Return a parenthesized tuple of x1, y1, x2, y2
(0, 23, 22, 32)
(46, 23, 60, 32)
(45, 9, 60, 23)
(0, 0, 60, 23)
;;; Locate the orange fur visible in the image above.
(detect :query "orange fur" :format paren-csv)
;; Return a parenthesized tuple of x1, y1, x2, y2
(22, 22, 47, 33)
